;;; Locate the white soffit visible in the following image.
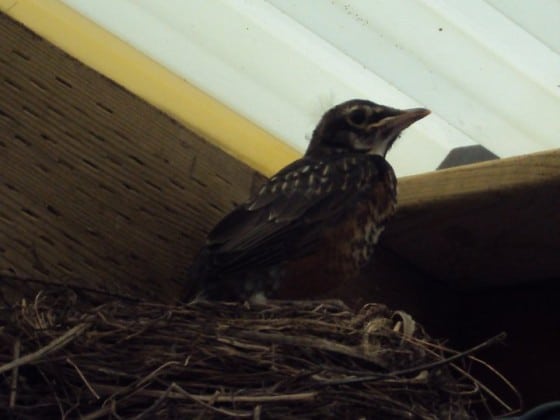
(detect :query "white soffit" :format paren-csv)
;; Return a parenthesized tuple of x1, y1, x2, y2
(61, 0, 560, 176)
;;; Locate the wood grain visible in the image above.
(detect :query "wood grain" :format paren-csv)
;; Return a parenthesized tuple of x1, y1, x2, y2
(383, 149, 560, 290)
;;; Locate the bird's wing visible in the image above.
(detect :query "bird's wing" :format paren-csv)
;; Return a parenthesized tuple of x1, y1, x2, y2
(199, 155, 392, 275)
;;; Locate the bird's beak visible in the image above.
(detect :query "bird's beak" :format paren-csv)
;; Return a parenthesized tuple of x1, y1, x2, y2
(364, 107, 430, 156)
(385, 108, 430, 131)
(384, 107, 431, 132)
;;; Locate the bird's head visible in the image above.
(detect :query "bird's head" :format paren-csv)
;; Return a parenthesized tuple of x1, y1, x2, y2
(306, 99, 430, 158)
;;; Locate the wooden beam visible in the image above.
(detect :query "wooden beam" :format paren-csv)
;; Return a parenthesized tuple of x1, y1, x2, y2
(382, 149, 560, 290)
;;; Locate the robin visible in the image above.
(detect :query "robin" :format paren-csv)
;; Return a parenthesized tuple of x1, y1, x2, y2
(187, 99, 430, 302)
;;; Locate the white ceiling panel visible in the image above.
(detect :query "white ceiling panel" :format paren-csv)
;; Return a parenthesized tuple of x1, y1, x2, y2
(61, 0, 560, 176)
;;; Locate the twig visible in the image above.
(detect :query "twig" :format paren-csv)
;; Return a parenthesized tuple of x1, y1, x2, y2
(66, 357, 100, 399)
(135, 361, 182, 389)
(81, 400, 117, 420)
(461, 355, 522, 416)
(169, 383, 253, 417)
(253, 404, 262, 420)
(37, 368, 65, 418)
(404, 334, 520, 414)
(132, 383, 174, 420)
(318, 332, 507, 386)
(231, 330, 388, 367)
(9, 337, 21, 408)
(0, 323, 89, 374)
(93, 384, 317, 404)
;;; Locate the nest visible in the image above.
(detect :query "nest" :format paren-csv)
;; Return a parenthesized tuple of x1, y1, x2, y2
(0, 288, 519, 419)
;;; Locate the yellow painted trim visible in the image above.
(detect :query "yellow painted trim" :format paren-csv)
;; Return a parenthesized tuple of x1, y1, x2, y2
(1, 0, 300, 176)
(0, 0, 17, 11)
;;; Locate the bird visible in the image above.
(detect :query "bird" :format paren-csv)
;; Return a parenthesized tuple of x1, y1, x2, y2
(186, 99, 430, 302)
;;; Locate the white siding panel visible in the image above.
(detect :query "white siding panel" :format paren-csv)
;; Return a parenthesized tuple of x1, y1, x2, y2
(61, 0, 560, 176)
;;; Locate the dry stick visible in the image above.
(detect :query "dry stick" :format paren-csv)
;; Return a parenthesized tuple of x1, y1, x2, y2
(231, 330, 388, 367)
(66, 357, 100, 399)
(458, 355, 522, 415)
(93, 384, 317, 404)
(133, 361, 182, 390)
(411, 335, 518, 413)
(170, 383, 253, 417)
(81, 400, 117, 420)
(401, 333, 521, 414)
(9, 337, 21, 408)
(317, 332, 507, 386)
(33, 291, 49, 330)
(97, 361, 183, 411)
(132, 383, 174, 420)
(36, 368, 66, 418)
(0, 323, 89, 374)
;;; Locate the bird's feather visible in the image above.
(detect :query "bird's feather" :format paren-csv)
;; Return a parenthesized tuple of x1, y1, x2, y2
(195, 154, 392, 279)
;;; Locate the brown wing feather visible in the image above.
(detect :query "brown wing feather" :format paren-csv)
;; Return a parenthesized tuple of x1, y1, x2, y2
(190, 154, 394, 283)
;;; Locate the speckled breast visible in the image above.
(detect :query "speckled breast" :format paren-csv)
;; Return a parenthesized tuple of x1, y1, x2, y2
(346, 166, 397, 268)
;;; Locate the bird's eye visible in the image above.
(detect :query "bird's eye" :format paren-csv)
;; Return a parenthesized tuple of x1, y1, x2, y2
(348, 108, 367, 126)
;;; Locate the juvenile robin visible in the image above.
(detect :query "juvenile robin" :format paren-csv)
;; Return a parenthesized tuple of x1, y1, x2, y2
(187, 99, 430, 302)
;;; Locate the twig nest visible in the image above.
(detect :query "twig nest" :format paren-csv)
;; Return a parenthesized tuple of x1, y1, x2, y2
(1, 289, 519, 418)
